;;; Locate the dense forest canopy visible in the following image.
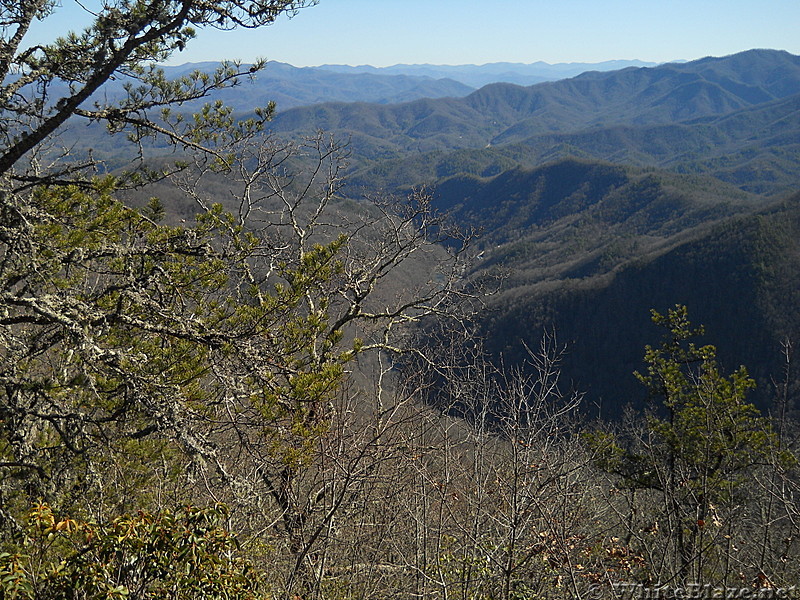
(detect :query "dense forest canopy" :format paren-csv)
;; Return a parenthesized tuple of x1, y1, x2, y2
(2, 1, 800, 599)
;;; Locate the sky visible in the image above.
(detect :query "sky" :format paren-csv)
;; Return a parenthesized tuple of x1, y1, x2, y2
(26, 0, 800, 67)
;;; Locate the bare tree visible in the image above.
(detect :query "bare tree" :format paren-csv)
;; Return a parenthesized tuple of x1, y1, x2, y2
(1, 4, 485, 599)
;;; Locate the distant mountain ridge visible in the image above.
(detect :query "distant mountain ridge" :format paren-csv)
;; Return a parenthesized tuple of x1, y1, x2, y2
(267, 50, 800, 157)
(154, 58, 659, 110)
(262, 49, 800, 199)
(315, 59, 659, 88)
(159, 61, 474, 110)
(43, 60, 474, 117)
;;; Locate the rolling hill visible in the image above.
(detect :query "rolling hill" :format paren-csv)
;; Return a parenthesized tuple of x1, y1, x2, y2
(345, 90, 800, 197)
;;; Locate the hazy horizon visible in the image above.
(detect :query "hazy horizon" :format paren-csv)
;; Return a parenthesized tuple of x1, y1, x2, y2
(26, 1, 800, 69)
(164, 57, 667, 69)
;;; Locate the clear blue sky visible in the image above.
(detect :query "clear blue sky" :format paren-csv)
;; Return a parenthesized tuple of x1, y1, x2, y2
(26, 0, 800, 67)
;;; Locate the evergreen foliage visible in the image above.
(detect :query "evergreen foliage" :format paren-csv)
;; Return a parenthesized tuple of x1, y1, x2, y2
(0, 503, 260, 600)
(587, 306, 794, 583)
(1, 2, 469, 597)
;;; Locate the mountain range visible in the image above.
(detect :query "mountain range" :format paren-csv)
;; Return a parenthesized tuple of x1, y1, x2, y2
(74, 49, 800, 416)
(266, 50, 800, 170)
(150, 59, 657, 111)
(263, 49, 799, 415)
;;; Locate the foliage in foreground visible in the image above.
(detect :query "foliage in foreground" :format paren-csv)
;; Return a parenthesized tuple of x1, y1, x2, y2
(586, 306, 797, 587)
(0, 503, 261, 600)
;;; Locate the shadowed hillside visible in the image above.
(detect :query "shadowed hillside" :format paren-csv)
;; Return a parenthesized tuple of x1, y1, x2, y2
(467, 190, 800, 417)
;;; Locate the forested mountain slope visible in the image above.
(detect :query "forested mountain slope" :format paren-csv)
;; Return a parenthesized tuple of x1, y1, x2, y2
(59, 50, 800, 199)
(460, 184, 800, 417)
(432, 159, 757, 248)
